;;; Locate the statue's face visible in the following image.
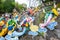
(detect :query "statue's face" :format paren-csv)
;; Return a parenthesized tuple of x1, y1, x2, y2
(57, 8, 60, 15)
(13, 13, 16, 17)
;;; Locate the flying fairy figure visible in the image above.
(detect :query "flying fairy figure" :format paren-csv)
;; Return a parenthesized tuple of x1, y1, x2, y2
(39, 8, 59, 30)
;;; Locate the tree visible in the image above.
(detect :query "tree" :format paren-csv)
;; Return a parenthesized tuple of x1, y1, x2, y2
(0, 0, 27, 13)
(0, 0, 15, 13)
(15, 2, 27, 13)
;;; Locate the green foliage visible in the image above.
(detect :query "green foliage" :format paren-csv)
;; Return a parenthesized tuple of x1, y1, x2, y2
(45, 0, 53, 3)
(0, 0, 27, 13)
(0, 0, 15, 13)
(38, 32, 45, 36)
(57, 3, 60, 8)
(34, 12, 45, 25)
(39, 12, 45, 23)
(15, 3, 27, 13)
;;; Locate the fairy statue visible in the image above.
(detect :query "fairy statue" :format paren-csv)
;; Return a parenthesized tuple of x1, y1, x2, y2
(39, 8, 59, 30)
(0, 17, 8, 37)
(12, 9, 20, 22)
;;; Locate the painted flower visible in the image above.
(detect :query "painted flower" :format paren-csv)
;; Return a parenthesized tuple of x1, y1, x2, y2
(30, 25, 39, 32)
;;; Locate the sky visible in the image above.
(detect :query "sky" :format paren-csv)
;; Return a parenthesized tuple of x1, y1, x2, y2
(15, 0, 29, 7)
(15, 0, 40, 7)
